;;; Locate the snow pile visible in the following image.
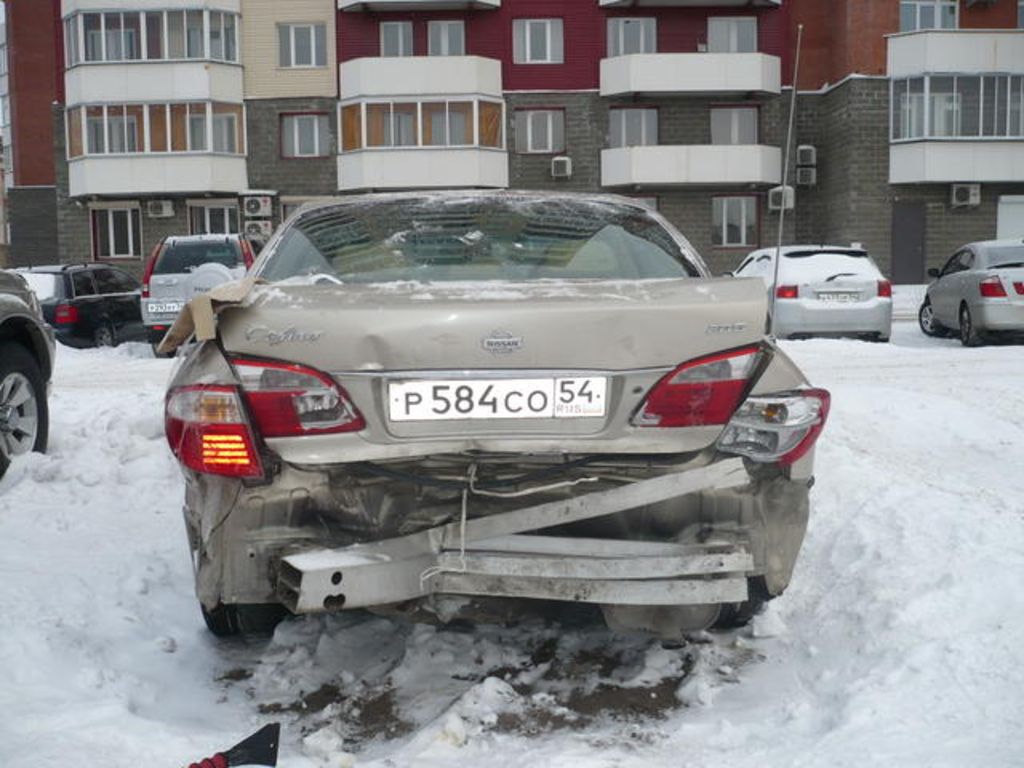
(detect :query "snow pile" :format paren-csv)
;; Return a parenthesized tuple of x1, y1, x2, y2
(1, 326, 1023, 767)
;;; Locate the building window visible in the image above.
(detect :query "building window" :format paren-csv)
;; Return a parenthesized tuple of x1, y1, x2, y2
(899, 1, 958, 32)
(212, 106, 240, 153)
(712, 197, 757, 248)
(607, 18, 656, 57)
(189, 203, 238, 235)
(609, 108, 657, 148)
(380, 21, 413, 57)
(341, 99, 503, 151)
(514, 110, 565, 153)
(366, 103, 418, 147)
(92, 207, 142, 260)
(428, 20, 465, 56)
(513, 19, 564, 64)
(423, 102, 473, 146)
(892, 75, 1024, 140)
(1019, 0, 1024, 28)
(711, 106, 758, 145)
(65, 10, 240, 65)
(282, 114, 330, 157)
(707, 17, 757, 53)
(278, 23, 327, 68)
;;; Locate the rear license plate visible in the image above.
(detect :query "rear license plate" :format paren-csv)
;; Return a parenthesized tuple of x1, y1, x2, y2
(816, 292, 859, 303)
(389, 377, 607, 422)
(147, 301, 184, 314)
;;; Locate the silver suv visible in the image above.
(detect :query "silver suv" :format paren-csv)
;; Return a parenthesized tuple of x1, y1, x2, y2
(141, 234, 255, 351)
(0, 270, 55, 480)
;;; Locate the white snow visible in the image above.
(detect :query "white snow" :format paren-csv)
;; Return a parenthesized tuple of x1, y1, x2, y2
(1, 319, 1023, 767)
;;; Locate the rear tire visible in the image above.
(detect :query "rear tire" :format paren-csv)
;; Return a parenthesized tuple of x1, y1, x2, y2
(93, 323, 116, 348)
(959, 304, 984, 347)
(712, 577, 772, 630)
(201, 602, 289, 638)
(918, 298, 946, 338)
(0, 342, 49, 481)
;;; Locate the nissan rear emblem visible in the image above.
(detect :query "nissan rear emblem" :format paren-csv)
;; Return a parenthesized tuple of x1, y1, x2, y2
(481, 330, 523, 355)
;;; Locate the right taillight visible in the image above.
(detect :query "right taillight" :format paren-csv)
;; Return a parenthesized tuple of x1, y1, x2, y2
(877, 280, 892, 298)
(165, 386, 263, 478)
(230, 357, 365, 437)
(979, 276, 1007, 298)
(54, 303, 79, 324)
(716, 388, 830, 466)
(632, 345, 762, 428)
(141, 243, 161, 299)
(776, 285, 799, 300)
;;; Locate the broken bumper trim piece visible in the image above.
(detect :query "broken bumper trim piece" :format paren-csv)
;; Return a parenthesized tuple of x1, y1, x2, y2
(277, 458, 754, 612)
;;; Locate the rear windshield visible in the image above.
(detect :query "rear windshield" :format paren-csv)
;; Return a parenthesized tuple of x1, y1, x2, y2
(781, 251, 881, 281)
(20, 272, 60, 300)
(985, 244, 1024, 269)
(155, 241, 242, 274)
(259, 196, 702, 283)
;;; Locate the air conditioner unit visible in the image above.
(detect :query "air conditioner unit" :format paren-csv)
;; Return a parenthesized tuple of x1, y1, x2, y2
(768, 185, 795, 211)
(550, 156, 573, 179)
(796, 166, 817, 187)
(243, 195, 273, 218)
(950, 183, 981, 208)
(146, 199, 174, 218)
(796, 144, 817, 167)
(244, 220, 274, 240)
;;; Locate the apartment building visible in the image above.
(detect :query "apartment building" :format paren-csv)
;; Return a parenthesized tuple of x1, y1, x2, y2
(2, 0, 1023, 280)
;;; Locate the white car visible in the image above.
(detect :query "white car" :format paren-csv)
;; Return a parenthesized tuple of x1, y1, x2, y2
(733, 245, 893, 341)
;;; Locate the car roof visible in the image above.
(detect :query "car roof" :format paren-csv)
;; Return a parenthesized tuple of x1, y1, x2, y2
(17, 263, 104, 273)
(163, 234, 244, 246)
(748, 245, 869, 259)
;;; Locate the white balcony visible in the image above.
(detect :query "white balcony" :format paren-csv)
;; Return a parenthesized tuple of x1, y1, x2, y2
(338, 148, 508, 191)
(599, 1, 779, 6)
(600, 53, 780, 97)
(340, 56, 502, 100)
(601, 145, 781, 187)
(63, 0, 240, 12)
(68, 155, 248, 198)
(65, 62, 243, 106)
(339, 0, 497, 9)
(888, 30, 1024, 77)
(890, 142, 1024, 184)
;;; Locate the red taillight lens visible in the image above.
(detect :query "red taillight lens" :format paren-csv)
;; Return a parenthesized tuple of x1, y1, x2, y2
(717, 388, 831, 466)
(141, 244, 160, 299)
(979, 276, 1007, 298)
(1014, 282, 1024, 295)
(231, 358, 365, 437)
(240, 240, 255, 269)
(54, 303, 79, 324)
(877, 280, 892, 298)
(165, 386, 263, 478)
(633, 346, 761, 428)
(776, 285, 799, 300)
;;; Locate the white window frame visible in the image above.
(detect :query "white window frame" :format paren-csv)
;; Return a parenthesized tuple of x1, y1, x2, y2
(91, 205, 142, 260)
(607, 18, 656, 57)
(712, 197, 757, 248)
(282, 114, 330, 157)
(380, 21, 414, 57)
(899, 0, 958, 32)
(609, 108, 657, 148)
(707, 17, 757, 54)
(212, 112, 237, 153)
(514, 19, 564, 64)
(279, 23, 327, 68)
(428, 20, 465, 56)
(188, 201, 239, 235)
(710, 106, 759, 145)
(516, 110, 564, 153)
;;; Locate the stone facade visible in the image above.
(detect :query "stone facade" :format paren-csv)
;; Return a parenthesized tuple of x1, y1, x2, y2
(8, 188, 58, 267)
(245, 98, 339, 198)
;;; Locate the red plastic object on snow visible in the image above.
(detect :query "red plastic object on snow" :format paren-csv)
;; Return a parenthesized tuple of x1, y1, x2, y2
(183, 723, 280, 768)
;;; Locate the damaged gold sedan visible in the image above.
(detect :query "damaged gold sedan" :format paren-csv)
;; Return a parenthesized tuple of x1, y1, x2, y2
(163, 192, 829, 638)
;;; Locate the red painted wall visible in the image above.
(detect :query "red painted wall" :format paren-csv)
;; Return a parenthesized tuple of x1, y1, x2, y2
(960, 0, 1019, 29)
(337, 0, 789, 91)
(6, 0, 61, 186)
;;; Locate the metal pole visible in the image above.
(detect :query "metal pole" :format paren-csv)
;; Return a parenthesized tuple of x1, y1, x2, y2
(770, 22, 804, 337)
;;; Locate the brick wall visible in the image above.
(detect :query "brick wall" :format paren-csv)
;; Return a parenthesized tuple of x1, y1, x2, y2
(8, 188, 58, 267)
(246, 98, 339, 199)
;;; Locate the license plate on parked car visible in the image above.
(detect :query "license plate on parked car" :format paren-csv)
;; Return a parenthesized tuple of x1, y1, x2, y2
(147, 301, 184, 314)
(389, 377, 607, 421)
(816, 292, 859, 303)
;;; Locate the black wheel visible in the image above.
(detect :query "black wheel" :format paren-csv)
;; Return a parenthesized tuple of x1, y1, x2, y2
(0, 342, 49, 481)
(918, 298, 945, 338)
(712, 577, 772, 630)
(93, 323, 116, 348)
(201, 602, 289, 638)
(959, 303, 984, 347)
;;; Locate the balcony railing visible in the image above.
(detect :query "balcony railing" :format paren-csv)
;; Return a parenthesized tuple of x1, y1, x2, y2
(600, 53, 780, 97)
(65, 61, 243, 106)
(888, 30, 1024, 77)
(340, 56, 502, 100)
(68, 155, 248, 197)
(339, 0, 499, 11)
(338, 148, 508, 191)
(599, 1, 779, 6)
(890, 142, 1024, 184)
(601, 145, 781, 187)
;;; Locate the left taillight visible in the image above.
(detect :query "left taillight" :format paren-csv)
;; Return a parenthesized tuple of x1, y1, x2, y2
(632, 345, 762, 428)
(230, 357, 365, 437)
(979, 276, 1007, 298)
(165, 386, 263, 478)
(716, 388, 830, 466)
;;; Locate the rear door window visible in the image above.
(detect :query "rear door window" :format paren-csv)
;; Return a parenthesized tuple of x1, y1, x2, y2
(71, 271, 96, 297)
(94, 267, 140, 294)
(154, 241, 242, 274)
(19, 272, 60, 300)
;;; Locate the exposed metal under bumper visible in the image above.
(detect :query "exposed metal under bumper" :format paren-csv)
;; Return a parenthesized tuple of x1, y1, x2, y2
(277, 459, 753, 612)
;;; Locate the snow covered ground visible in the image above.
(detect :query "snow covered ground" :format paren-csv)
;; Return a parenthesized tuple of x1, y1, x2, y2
(2, 314, 1023, 767)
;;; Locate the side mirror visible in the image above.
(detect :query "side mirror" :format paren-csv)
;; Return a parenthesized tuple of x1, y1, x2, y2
(927, 267, 940, 279)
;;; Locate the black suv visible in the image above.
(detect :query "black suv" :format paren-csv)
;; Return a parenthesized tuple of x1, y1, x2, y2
(17, 264, 146, 348)
(0, 270, 55, 480)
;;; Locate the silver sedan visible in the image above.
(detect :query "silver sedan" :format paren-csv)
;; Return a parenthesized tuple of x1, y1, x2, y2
(918, 239, 1024, 346)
